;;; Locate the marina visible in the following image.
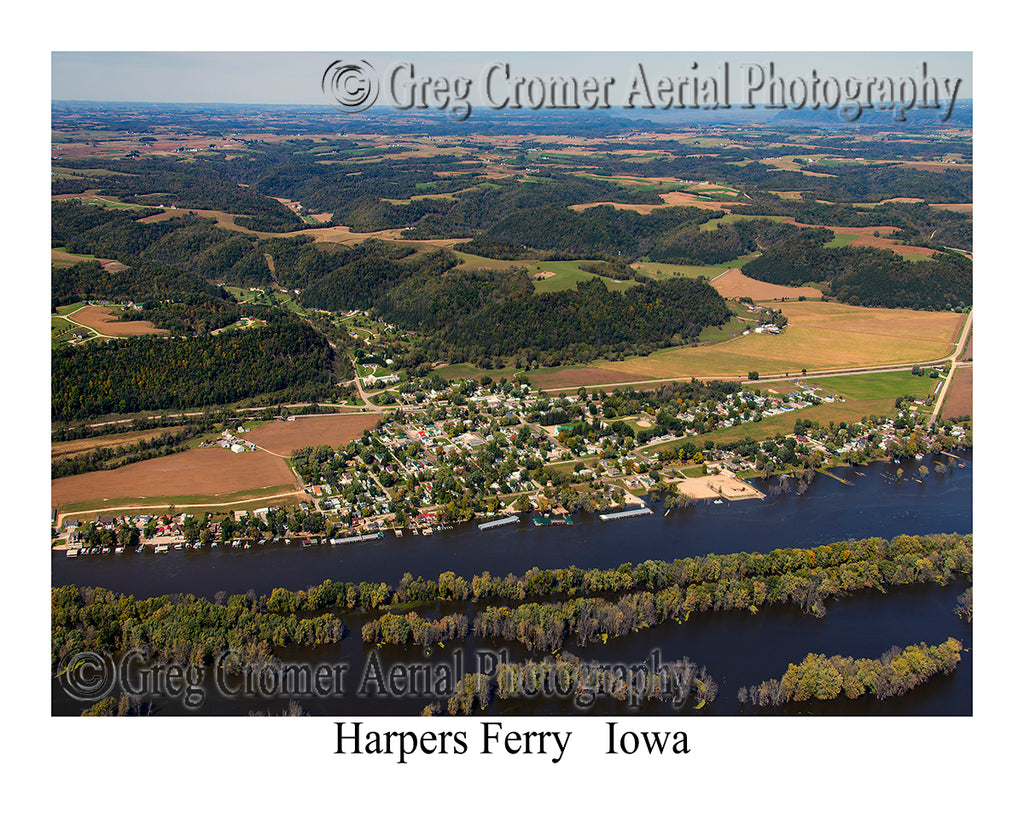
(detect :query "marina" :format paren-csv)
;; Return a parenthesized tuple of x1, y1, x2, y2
(532, 513, 573, 526)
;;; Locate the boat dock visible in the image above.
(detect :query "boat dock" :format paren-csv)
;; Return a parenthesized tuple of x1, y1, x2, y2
(533, 514, 573, 526)
(330, 532, 385, 545)
(599, 507, 653, 521)
(478, 515, 519, 531)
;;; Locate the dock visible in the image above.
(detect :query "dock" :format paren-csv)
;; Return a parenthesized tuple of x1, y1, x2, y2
(478, 515, 519, 531)
(533, 514, 573, 526)
(330, 532, 385, 545)
(599, 507, 653, 521)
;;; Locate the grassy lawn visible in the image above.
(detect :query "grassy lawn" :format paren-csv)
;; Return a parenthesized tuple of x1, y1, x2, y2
(432, 362, 524, 381)
(526, 260, 638, 293)
(697, 313, 756, 343)
(824, 233, 859, 249)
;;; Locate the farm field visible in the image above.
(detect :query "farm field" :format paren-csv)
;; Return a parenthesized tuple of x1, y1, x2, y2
(529, 302, 964, 388)
(527, 366, 658, 391)
(51, 426, 187, 460)
(711, 268, 823, 301)
(941, 365, 973, 419)
(526, 260, 637, 293)
(633, 254, 758, 280)
(802, 370, 941, 401)
(67, 305, 168, 337)
(244, 414, 381, 455)
(52, 447, 299, 511)
(454, 251, 530, 272)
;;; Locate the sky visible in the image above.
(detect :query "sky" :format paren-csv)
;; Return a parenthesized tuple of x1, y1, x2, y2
(51, 51, 972, 106)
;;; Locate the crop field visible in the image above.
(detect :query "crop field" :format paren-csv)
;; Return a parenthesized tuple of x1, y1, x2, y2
(52, 447, 299, 511)
(711, 268, 823, 301)
(244, 414, 381, 456)
(69, 305, 169, 337)
(528, 366, 653, 391)
(51, 426, 187, 460)
(941, 365, 973, 419)
(802, 370, 939, 401)
(531, 302, 963, 388)
(656, 191, 735, 211)
(51, 248, 97, 266)
(569, 201, 669, 215)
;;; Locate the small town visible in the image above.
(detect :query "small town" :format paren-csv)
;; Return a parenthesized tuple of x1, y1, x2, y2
(56, 372, 971, 557)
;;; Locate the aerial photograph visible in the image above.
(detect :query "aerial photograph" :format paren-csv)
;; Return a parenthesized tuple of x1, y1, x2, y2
(49, 51, 974, 725)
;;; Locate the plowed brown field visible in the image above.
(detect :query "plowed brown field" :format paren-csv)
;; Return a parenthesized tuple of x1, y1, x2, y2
(245, 414, 381, 455)
(52, 447, 297, 508)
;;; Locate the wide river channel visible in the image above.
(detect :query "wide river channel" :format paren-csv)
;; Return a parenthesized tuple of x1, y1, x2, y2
(52, 451, 972, 716)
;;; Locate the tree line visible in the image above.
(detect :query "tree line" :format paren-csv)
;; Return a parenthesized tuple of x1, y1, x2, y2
(737, 638, 963, 707)
(352, 534, 970, 652)
(51, 584, 347, 672)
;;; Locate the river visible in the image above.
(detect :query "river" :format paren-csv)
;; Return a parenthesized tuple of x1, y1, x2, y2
(51, 452, 972, 716)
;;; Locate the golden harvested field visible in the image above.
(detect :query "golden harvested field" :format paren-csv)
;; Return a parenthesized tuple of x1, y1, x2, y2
(658, 191, 733, 210)
(52, 427, 186, 460)
(711, 268, 823, 301)
(52, 447, 298, 509)
(533, 302, 963, 387)
(569, 202, 667, 215)
(245, 414, 381, 455)
(71, 305, 168, 337)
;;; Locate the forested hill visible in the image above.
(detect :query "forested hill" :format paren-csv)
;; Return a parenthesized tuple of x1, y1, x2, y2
(53, 203, 734, 367)
(741, 228, 972, 311)
(52, 311, 335, 421)
(433, 276, 730, 364)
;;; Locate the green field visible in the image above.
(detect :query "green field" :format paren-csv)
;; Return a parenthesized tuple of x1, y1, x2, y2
(824, 233, 858, 249)
(432, 362, 524, 381)
(60, 194, 154, 211)
(803, 370, 938, 401)
(454, 251, 531, 272)
(633, 253, 758, 281)
(697, 313, 757, 343)
(642, 369, 938, 453)
(699, 214, 789, 232)
(526, 260, 638, 293)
